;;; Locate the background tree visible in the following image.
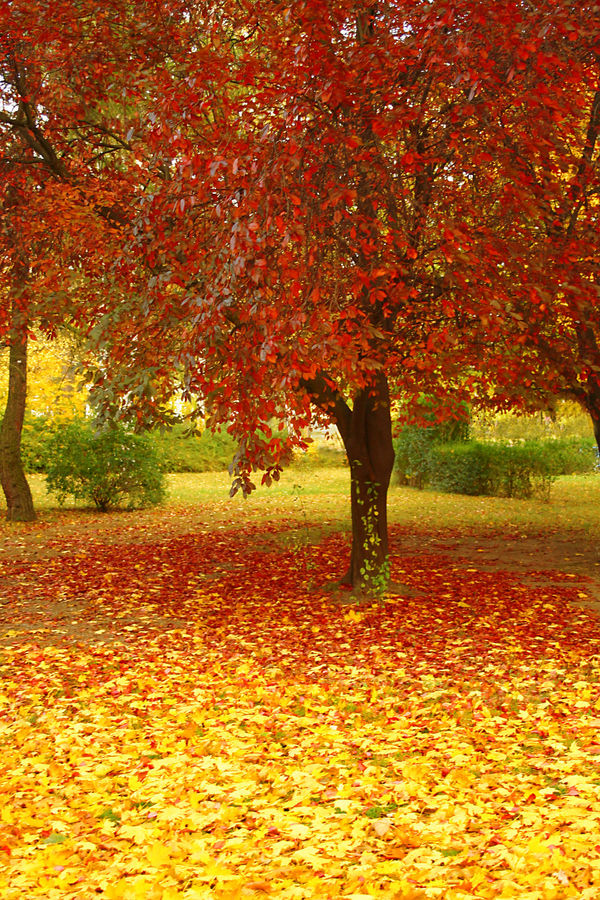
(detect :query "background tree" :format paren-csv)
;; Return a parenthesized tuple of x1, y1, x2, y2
(450, 2, 600, 445)
(0, 0, 180, 519)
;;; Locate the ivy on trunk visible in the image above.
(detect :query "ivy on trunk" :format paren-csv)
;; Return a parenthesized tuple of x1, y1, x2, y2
(306, 372, 395, 593)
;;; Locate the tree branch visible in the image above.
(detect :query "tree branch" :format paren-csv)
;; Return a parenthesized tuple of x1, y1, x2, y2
(301, 373, 352, 442)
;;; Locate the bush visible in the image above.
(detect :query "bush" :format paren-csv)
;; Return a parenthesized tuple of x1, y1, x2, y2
(394, 425, 439, 488)
(539, 436, 598, 475)
(394, 416, 470, 488)
(21, 418, 238, 475)
(428, 440, 573, 499)
(44, 421, 166, 510)
(21, 414, 55, 473)
(396, 428, 597, 499)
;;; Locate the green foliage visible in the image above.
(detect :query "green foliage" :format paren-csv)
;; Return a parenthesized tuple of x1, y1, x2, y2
(535, 436, 598, 476)
(152, 426, 347, 473)
(22, 420, 239, 474)
(428, 438, 597, 500)
(44, 421, 166, 511)
(394, 425, 440, 488)
(395, 405, 597, 498)
(394, 415, 470, 488)
(356, 478, 389, 595)
(149, 424, 237, 473)
(21, 415, 54, 473)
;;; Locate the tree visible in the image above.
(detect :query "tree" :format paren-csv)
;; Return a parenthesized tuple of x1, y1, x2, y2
(82, 1, 597, 590)
(451, 3, 600, 447)
(0, 224, 34, 521)
(0, 0, 179, 519)
(3, 2, 594, 584)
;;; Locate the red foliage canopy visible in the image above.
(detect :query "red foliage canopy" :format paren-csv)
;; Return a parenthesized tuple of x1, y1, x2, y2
(67, 1, 597, 466)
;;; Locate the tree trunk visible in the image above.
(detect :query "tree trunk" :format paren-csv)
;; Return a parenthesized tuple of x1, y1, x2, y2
(304, 370, 395, 592)
(588, 395, 600, 458)
(574, 323, 600, 458)
(337, 373, 395, 591)
(1, 302, 35, 522)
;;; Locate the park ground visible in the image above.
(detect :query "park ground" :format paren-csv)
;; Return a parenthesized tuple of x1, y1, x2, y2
(1, 469, 600, 898)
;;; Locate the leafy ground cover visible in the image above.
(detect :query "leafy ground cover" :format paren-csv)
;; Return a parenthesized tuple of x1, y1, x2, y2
(1, 472, 600, 898)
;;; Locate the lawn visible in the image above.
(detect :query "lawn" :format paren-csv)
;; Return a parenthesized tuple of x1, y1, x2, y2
(1, 470, 600, 898)
(15, 465, 600, 531)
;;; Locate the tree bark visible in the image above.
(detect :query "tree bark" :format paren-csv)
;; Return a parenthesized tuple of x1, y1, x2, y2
(587, 386, 600, 458)
(1, 300, 35, 522)
(305, 371, 395, 592)
(339, 373, 395, 591)
(574, 321, 600, 457)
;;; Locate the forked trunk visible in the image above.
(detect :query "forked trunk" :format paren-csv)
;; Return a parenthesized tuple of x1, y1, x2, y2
(338, 373, 395, 592)
(1, 302, 35, 522)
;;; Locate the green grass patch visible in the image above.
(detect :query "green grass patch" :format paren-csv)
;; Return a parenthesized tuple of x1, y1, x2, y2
(4, 468, 600, 538)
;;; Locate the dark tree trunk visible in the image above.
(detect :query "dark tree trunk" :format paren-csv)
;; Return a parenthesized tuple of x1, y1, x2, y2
(1, 301, 35, 522)
(338, 373, 395, 591)
(575, 323, 600, 458)
(589, 398, 600, 458)
(304, 371, 395, 592)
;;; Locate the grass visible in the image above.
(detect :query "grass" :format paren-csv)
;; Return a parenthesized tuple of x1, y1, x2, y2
(6, 467, 600, 536)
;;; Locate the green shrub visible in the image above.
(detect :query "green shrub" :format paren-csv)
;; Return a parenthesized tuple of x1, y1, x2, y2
(21, 418, 238, 475)
(394, 425, 439, 488)
(539, 436, 597, 475)
(21, 414, 55, 473)
(428, 441, 562, 499)
(44, 420, 166, 510)
(394, 414, 470, 488)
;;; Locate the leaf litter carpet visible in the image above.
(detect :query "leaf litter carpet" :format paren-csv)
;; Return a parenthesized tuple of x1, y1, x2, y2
(0, 517, 600, 899)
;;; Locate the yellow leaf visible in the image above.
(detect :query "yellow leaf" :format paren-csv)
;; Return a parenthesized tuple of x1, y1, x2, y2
(147, 841, 172, 867)
(401, 760, 428, 783)
(395, 826, 423, 848)
(161, 888, 182, 900)
(104, 882, 128, 900)
(291, 846, 327, 867)
(286, 822, 311, 840)
(343, 610, 364, 624)
(470, 867, 488, 889)
(446, 768, 471, 788)
(120, 824, 149, 844)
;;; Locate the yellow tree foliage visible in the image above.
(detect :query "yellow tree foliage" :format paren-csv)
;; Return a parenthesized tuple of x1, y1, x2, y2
(0, 331, 88, 423)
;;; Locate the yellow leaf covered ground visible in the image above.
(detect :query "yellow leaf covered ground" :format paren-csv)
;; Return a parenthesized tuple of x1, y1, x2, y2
(1, 512, 600, 898)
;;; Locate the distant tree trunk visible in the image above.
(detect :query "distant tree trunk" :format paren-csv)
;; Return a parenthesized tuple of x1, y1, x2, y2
(1, 299, 35, 522)
(575, 324, 600, 457)
(588, 388, 600, 458)
(306, 371, 395, 592)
